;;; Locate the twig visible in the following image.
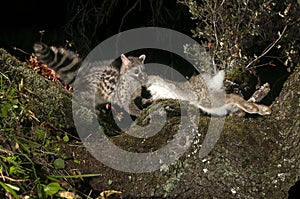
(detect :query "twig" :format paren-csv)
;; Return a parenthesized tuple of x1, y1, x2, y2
(245, 25, 287, 69)
(118, 0, 141, 32)
(1, 175, 29, 183)
(0, 71, 11, 84)
(13, 47, 30, 55)
(0, 148, 13, 155)
(248, 82, 270, 103)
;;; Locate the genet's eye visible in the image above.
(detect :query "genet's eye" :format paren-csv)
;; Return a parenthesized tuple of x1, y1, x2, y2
(134, 69, 139, 74)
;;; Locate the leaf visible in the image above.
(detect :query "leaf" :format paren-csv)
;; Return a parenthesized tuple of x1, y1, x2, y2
(1, 103, 11, 117)
(58, 190, 82, 199)
(97, 190, 122, 199)
(11, 99, 19, 105)
(53, 158, 65, 169)
(63, 135, 69, 142)
(108, 179, 113, 185)
(44, 182, 60, 196)
(0, 181, 19, 199)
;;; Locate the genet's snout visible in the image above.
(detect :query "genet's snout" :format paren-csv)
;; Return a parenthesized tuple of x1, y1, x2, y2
(139, 73, 148, 85)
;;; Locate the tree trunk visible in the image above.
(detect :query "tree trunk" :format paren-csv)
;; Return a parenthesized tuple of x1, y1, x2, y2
(1, 49, 299, 198)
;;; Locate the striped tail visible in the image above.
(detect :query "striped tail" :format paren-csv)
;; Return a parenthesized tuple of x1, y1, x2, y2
(33, 42, 82, 86)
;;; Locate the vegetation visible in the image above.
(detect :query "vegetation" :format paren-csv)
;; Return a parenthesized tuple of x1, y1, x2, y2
(179, 0, 299, 74)
(0, 74, 65, 198)
(0, 50, 103, 198)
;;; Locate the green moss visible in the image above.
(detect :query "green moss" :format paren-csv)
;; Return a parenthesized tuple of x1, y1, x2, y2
(0, 48, 73, 130)
(0, 49, 77, 198)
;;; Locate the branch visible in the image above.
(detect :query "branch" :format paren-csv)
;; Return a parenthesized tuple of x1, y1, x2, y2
(245, 25, 287, 69)
(118, 0, 141, 32)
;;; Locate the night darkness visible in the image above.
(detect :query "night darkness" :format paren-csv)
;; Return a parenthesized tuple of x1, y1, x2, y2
(0, 0, 68, 54)
(0, 0, 194, 60)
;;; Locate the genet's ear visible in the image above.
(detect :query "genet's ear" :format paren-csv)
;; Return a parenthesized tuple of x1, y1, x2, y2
(139, 54, 146, 63)
(121, 54, 130, 67)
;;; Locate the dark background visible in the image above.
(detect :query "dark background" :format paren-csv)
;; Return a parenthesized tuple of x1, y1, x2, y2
(0, 0, 194, 60)
(0, 0, 68, 54)
(0, 0, 198, 80)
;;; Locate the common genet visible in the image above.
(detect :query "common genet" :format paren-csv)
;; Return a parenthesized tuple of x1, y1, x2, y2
(33, 42, 147, 117)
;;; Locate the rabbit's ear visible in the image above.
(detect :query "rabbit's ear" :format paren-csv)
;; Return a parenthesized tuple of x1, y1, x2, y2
(225, 93, 271, 115)
(255, 104, 272, 115)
